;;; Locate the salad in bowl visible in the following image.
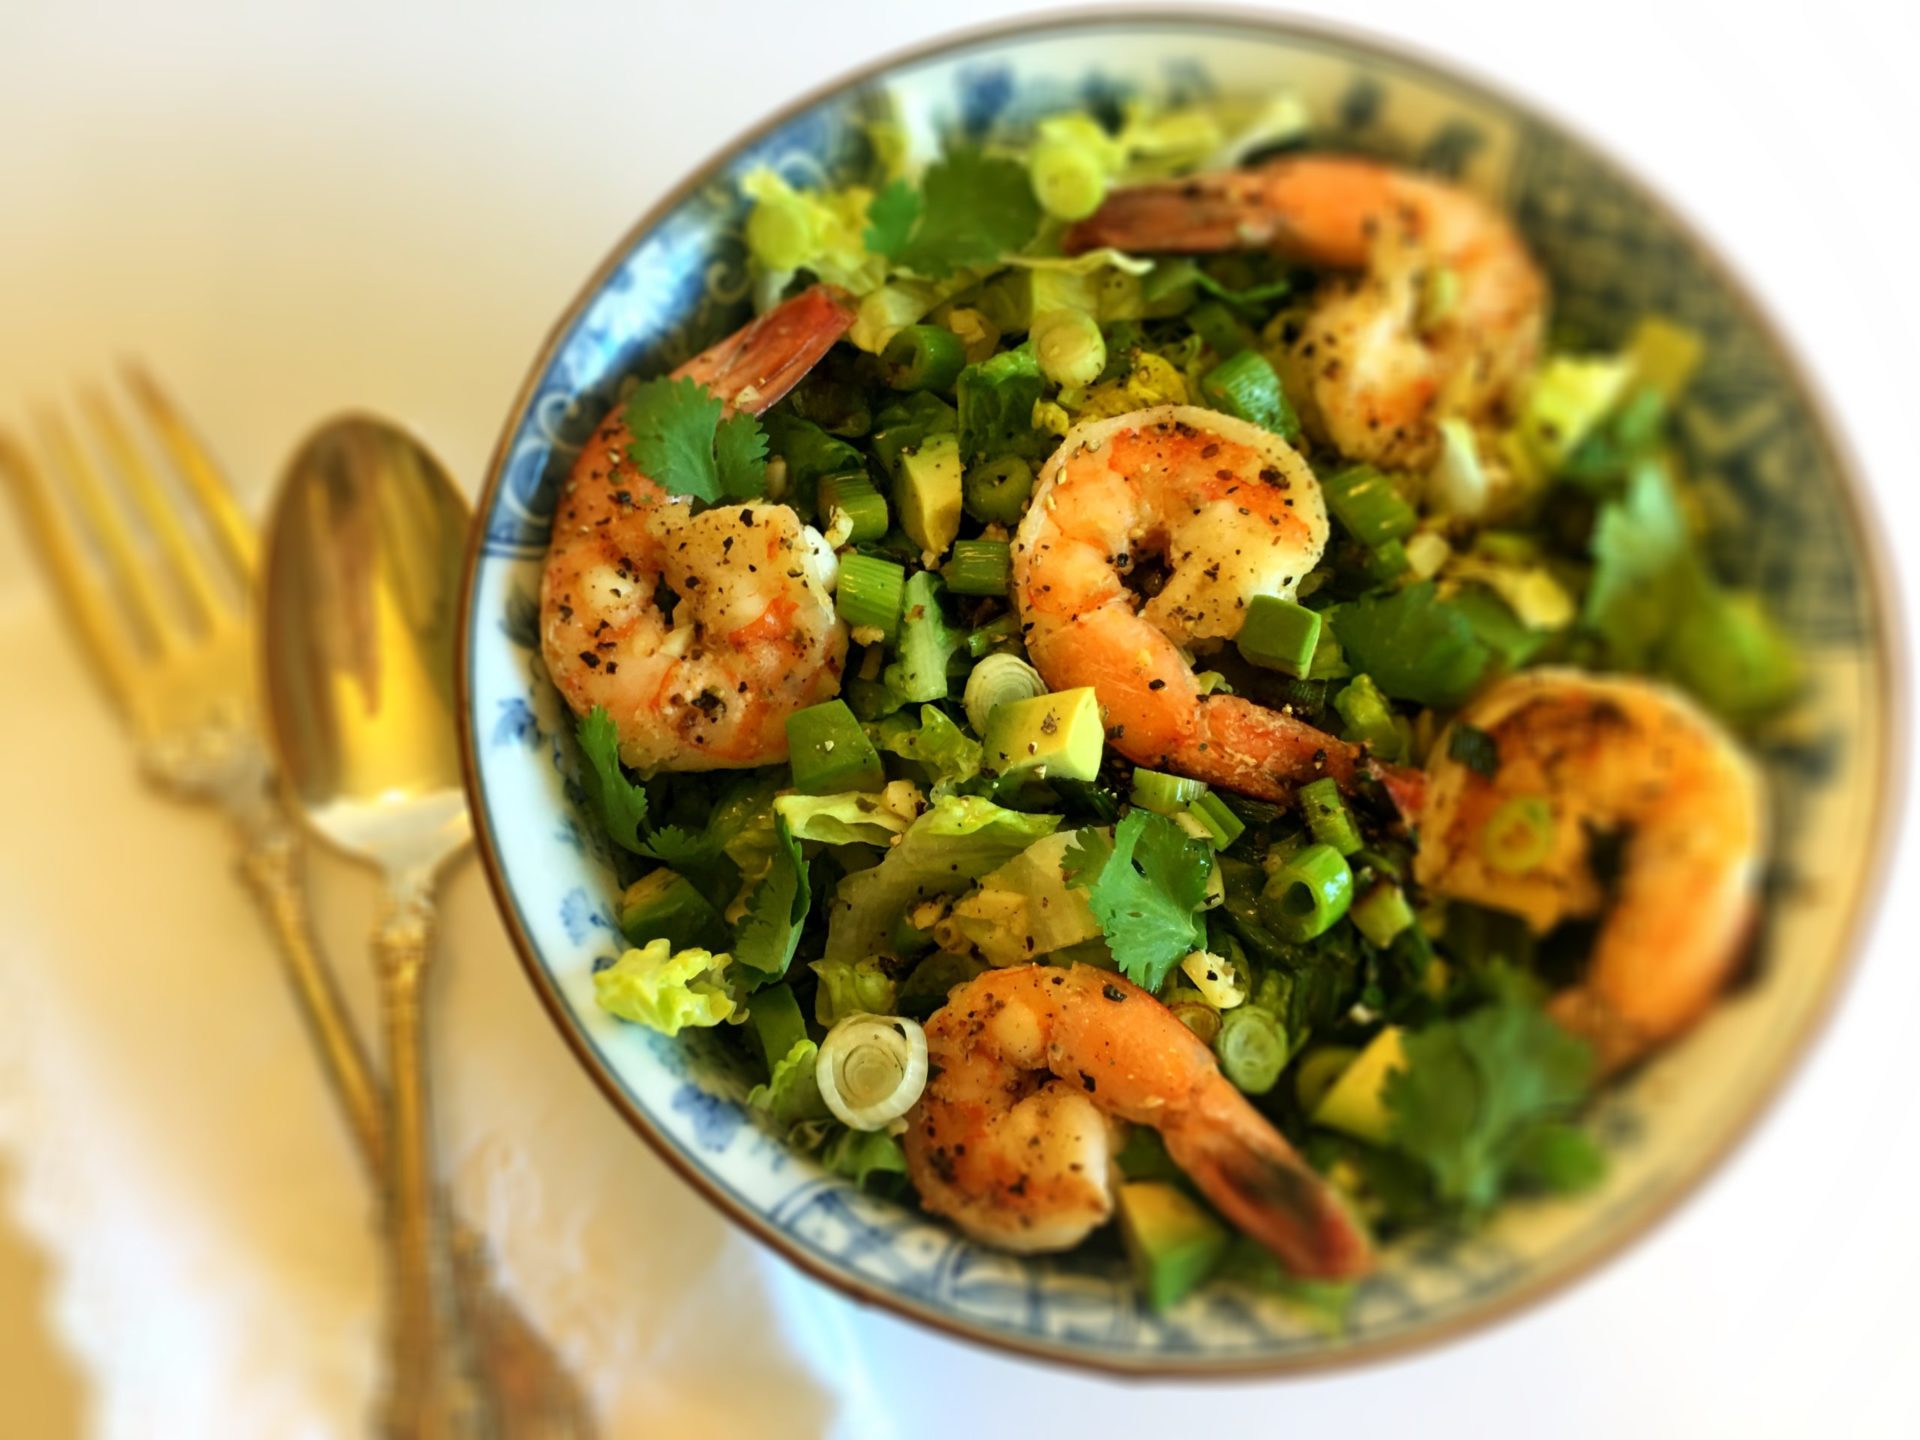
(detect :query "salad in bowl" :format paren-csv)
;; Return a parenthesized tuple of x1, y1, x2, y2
(535, 88, 1798, 1312)
(463, 12, 1893, 1371)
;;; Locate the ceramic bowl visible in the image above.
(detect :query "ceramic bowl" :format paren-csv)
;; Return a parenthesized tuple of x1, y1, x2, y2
(458, 10, 1899, 1374)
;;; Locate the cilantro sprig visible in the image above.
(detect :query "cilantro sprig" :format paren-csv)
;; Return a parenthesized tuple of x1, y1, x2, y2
(864, 148, 1042, 278)
(623, 376, 768, 504)
(1064, 810, 1214, 991)
(577, 707, 652, 852)
(733, 813, 810, 979)
(1382, 985, 1603, 1214)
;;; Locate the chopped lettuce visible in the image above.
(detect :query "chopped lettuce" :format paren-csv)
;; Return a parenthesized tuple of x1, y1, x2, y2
(823, 1126, 909, 1188)
(775, 781, 924, 847)
(594, 940, 735, 1036)
(945, 829, 1104, 964)
(823, 795, 1060, 962)
(740, 166, 887, 293)
(746, 1037, 831, 1129)
(810, 955, 898, 1026)
(871, 705, 983, 791)
(956, 342, 1049, 463)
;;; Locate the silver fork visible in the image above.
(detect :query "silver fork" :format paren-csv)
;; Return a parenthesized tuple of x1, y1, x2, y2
(0, 367, 592, 1438)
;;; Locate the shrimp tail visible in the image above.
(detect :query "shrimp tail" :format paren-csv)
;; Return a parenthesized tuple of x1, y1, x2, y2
(1161, 1105, 1374, 1281)
(1369, 756, 1426, 824)
(674, 283, 855, 415)
(1062, 169, 1304, 255)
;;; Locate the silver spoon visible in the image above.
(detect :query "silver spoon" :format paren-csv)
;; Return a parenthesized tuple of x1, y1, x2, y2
(259, 416, 492, 1438)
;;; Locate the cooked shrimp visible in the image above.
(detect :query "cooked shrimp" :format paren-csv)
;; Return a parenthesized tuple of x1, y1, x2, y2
(1415, 670, 1766, 1073)
(540, 285, 854, 771)
(905, 964, 1373, 1278)
(1012, 404, 1421, 811)
(1064, 155, 1546, 470)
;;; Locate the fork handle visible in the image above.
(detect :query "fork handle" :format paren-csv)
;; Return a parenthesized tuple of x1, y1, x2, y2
(238, 829, 387, 1174)
(377, 886, 493, 1440)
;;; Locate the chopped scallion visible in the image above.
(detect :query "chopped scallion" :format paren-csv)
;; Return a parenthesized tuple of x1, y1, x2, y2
(1259, 841, 1354, 942)
(1351, 881, 1416, 948)
(1481, 794, 1555, 874)
(942, 538, 1012, 596)
(1185, 790, 1246, 850)
(1130, 767, 1208, 815)
(834, 553, 907, 640)
(1324, 465, 1417, 546)
(962, 455, 1035, 525)
(1298, 776, 1362, 857)
(1215, 1005, 1289, 1095)
(817, 471, 889, 544)
(1198, 349, 1299, 439)
(880, 325, 966, 392)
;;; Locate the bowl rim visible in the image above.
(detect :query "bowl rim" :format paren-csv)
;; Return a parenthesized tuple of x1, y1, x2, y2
(455, 3, 1907, 1379)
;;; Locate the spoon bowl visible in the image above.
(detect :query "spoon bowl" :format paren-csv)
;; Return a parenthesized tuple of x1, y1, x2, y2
(263, 417, 471, 881)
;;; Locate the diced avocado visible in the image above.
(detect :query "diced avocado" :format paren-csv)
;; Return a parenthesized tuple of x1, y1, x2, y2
(980, 687, 1104, 784)
(1519, 356, 1632, 469)
(785, 700, 886, 794)
(619, 869, 728, 951)
(1310, 1026, 1407, 1145)
(894, 430, 964, 556)
(1625, 315, 1704, 402)
(1117, 1180, 1230, 1311)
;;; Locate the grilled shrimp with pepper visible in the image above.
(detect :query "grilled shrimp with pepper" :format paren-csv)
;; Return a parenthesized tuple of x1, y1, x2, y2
(540, 285, 854, 771)
(905, 963, 1373, 1278)
(1417, 670, 1767, 1073)
(1066, 154, 1547, 470)
(1012, 404, 1422, 811)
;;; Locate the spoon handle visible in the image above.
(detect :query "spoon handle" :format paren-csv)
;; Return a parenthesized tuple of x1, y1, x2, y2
(376, 887, 492, 1440)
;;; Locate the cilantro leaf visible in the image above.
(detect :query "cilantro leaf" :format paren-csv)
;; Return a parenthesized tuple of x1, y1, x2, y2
(713, 410, 770, 500)
(1585, 462, 1801, 719)
(1064, 810, 1214, 991)
(623, 376, 768, 503)
(732, 813, 810, 978)
(1583, 459, 1690, 670)
(577, 706, 649, 852)
(635, 823, 721, 870)
(863, 149, 1041, 278)
(1382, 993, 1598, 1214)
(862, 179, 921, 258)
(1330, 580, 1491, 708)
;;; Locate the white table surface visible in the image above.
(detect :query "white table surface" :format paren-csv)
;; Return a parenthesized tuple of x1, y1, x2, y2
(3, 1, 1916, 1435)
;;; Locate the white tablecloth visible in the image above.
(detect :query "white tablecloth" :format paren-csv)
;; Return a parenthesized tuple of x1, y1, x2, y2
(3, 2, 1917, 1436)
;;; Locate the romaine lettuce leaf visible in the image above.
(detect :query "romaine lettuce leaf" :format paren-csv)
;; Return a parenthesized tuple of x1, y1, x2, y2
(823, 795, 1060, 961)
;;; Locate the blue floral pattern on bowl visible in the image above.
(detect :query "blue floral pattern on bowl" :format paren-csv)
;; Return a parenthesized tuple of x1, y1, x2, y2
(460, 14, 1894, 1372)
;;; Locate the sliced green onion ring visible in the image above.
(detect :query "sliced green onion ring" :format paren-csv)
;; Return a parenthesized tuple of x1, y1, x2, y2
(815, 1014, 929, 1131)
(962, 652, 1046, 734)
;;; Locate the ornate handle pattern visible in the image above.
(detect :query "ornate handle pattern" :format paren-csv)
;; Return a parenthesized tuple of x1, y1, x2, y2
(375, 886, 491, 1440)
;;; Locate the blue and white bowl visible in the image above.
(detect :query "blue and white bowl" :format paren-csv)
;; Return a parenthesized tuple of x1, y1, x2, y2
(458, 11, 1900, 1374)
